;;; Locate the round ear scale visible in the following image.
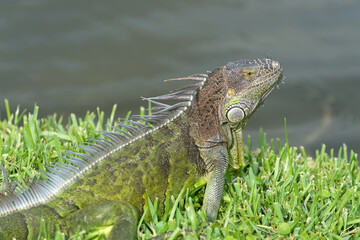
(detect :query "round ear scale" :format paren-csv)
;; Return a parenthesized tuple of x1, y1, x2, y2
(226, 107, 245, 123)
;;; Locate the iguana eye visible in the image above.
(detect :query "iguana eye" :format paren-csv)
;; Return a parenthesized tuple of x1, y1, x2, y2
(226, 107, 245, 123)
(244, 71, 254, 77)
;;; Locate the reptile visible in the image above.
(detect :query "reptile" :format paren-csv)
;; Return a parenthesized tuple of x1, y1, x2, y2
(0, 58, 283, 239)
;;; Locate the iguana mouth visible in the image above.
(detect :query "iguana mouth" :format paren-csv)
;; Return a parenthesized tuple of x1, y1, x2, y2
(260, 72, 284, 103)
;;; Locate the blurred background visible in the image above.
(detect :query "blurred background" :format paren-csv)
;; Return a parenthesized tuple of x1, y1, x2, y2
(1, 0, 359, 155)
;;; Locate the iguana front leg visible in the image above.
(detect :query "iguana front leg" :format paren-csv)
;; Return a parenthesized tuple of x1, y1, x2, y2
(199, 144, 229, 222)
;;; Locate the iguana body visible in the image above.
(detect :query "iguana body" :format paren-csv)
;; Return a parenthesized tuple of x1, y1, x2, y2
(0, 58, 283, 239)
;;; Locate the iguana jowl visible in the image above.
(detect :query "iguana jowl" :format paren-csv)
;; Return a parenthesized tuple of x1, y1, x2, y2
(0, 58, 283, 239)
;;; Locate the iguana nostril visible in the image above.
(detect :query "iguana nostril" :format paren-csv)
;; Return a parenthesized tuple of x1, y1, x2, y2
(272, 61, 280, 69)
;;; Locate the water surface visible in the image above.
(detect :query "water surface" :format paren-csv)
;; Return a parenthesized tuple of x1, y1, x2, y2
(1, 0, 360, 155)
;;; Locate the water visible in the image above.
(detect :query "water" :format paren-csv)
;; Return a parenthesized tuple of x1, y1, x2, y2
(1, 0, 360, 155)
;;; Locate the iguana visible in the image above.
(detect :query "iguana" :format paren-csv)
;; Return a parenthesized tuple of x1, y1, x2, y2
(0, 58, 283, 239)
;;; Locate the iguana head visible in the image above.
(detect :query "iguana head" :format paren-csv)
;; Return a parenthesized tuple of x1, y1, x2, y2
(189, 58, 283, 167)
(220, 58, 283, 127)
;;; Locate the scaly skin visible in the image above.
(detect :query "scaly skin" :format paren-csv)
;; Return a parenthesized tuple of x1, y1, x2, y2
(0, 114, 203, 239)
(0, 58, 283, 239)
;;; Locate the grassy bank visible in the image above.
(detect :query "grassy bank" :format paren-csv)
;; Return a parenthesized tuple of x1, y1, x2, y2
(0, 100, 359, 239)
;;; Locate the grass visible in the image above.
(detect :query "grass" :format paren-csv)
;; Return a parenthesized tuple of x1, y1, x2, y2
(0, 99, 360, 239)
